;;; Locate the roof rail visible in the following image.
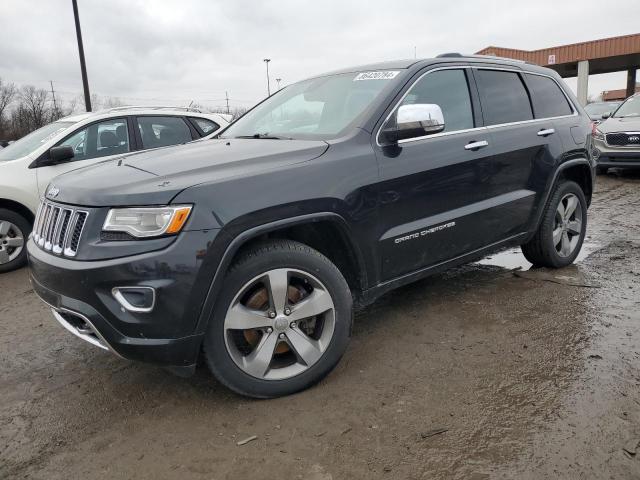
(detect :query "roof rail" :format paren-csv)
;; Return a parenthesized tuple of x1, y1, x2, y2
(436, 52, 529, 64)
(103, 105, 203, 113)
(471, 54, 528, 64)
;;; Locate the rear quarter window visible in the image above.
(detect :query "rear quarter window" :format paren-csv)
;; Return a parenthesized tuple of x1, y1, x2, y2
(192, 117, 220, 135)
(475, 69, 533, 125)
(525, 74, 573, 118)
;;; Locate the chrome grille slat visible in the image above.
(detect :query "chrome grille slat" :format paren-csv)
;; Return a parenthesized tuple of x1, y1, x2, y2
(38, 205, 52, 247)
(44, 207, 61, 250)
(32, 203, 44, 243)
(33, 200, 89, 257)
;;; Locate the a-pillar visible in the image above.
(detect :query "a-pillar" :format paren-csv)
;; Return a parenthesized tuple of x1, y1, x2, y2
(577, 60, 589, 106)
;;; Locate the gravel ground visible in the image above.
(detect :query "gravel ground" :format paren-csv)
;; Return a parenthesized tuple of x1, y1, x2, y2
(1, 172, 639, 480)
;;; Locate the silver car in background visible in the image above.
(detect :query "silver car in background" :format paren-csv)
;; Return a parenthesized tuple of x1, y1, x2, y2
(592, 94, 640, 174)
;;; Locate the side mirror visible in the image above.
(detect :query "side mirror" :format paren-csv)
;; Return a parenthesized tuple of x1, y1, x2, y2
(46, 145, 75, 166)
(380, 104, 445, 144)
(601, 111, 611, 120)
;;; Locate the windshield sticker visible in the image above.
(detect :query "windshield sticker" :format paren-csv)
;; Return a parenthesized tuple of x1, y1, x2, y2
(40, 127, 68, 144)
(353, 71, 400, 81)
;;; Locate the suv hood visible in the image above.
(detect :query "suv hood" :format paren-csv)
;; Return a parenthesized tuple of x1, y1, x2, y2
(597, 116, 640, 133)
(48, 138, 329, 207)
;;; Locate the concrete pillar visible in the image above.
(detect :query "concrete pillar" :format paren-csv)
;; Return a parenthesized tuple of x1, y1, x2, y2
(577, 60, 589, 106)
(627, 68, 637, 98)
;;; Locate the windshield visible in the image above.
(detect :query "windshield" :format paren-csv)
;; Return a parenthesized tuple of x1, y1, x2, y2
(0, 121, 75, 161)
(221, 71, 402, 140)
(584, 102, 620, 117)
(613, 95, 640, 118)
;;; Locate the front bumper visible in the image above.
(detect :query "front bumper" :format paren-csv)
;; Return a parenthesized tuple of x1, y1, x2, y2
(592, 138, 640, 168)
(28, 229, 218, 366)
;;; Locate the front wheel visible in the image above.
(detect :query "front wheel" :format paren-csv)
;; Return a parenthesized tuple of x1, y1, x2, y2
(202, 240, 352, 398)
(521, 180, 587, 268)
(0, 209, 31, 273)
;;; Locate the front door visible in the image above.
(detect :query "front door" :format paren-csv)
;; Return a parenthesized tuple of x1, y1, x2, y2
(36, 117, 132, 195)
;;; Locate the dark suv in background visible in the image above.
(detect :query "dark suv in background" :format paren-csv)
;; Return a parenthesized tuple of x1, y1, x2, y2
(28, 55, 594, 398)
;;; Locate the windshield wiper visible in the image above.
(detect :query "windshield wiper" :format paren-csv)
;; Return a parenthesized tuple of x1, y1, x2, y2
(234, 133, 292, 140)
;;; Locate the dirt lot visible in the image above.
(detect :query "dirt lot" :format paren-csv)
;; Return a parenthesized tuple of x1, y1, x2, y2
(1, 173, 640, 479)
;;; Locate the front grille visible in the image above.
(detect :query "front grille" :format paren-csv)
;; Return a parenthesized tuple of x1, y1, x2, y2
(32, 200, 89, 257)
(606, 132, 640, 147)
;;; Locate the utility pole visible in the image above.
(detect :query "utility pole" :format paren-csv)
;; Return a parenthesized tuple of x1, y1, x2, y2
(49, 80, 59, 117)
(276, 78, 282, 91)
(263, 58, 271, 96)
(225, 91, 230, 114)
(72, 0, 92, 112)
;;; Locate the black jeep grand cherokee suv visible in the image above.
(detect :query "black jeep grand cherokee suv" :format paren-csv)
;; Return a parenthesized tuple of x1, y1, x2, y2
(28, 55, 594, 398)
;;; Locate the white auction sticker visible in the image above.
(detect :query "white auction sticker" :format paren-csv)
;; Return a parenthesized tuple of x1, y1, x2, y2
(353, 71, 400, 81)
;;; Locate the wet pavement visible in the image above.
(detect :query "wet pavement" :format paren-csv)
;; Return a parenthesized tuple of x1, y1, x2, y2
(1, 172, 639, 479)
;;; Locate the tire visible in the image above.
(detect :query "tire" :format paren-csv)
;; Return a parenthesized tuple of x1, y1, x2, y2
(202, 240, 353, 398)
(596, 166, 609, 175)
(0, 209, 31, 274)
(521, 180, 587, 268)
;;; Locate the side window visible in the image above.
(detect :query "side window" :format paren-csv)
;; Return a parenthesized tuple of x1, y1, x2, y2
(475, 70, 533, 125)
(400, 69, 474, 132)
(192, 117, 220, 135)
(525, 74, 573, 118)
(136, 116, 192, 149)
(57, 118, 129, 161)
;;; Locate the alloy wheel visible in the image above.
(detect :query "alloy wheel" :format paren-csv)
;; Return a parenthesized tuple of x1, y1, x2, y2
(553, 193, 583, 257)
(223, 268, 336, 380)
(0, 221, 25, 265)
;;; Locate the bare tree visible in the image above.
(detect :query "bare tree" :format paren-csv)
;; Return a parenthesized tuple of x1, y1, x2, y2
(19, 86, 50, 128)
(0, 78, 16, 120)
(0, 78, 17, 138)
(102, 96, 124, 109)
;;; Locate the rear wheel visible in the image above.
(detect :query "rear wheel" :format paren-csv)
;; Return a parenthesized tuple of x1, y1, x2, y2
(521, 180, 587, 268)
(202, 240, 352, 398)
(0, 209, 30, 273)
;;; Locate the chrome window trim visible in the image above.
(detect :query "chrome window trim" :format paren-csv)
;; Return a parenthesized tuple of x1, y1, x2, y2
(376, 64, 578, 147)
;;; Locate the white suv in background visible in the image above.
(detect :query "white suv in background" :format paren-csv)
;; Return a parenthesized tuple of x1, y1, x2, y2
(0, 106, 231, 272)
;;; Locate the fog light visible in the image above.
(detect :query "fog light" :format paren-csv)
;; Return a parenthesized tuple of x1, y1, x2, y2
(112, 287, 156, 313)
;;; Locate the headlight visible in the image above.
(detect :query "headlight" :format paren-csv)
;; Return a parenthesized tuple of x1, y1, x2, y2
(592, 127, 604, 141)
(103, 205, 192, 238)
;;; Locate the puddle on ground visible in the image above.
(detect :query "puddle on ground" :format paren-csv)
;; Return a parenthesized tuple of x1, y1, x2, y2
(476, 241, 603, 270)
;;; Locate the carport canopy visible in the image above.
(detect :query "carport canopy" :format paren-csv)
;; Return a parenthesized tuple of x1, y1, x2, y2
(476, 33, 640, 105)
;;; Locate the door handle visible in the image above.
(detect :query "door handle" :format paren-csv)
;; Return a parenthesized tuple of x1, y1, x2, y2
(537, 128, 555, 137)
(464, 140, 489, 151)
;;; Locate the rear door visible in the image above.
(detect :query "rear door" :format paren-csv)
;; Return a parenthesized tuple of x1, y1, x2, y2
(133, 116, 196, 150)
(473, 68, 566, 233)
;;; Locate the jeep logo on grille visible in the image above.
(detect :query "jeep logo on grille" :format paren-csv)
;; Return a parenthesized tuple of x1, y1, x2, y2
(47, 186, 60, 199)
(629, 135, 640, 143)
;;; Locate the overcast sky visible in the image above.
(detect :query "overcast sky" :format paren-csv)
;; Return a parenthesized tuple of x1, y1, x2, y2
(1, 0, 639, 111)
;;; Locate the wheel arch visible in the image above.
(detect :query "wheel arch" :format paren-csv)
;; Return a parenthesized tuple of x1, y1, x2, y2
(529, 158, 593, 236)
(0, 198, 36, 224)
(194, 212, 367, 335)
(558, 162, 594, 206)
